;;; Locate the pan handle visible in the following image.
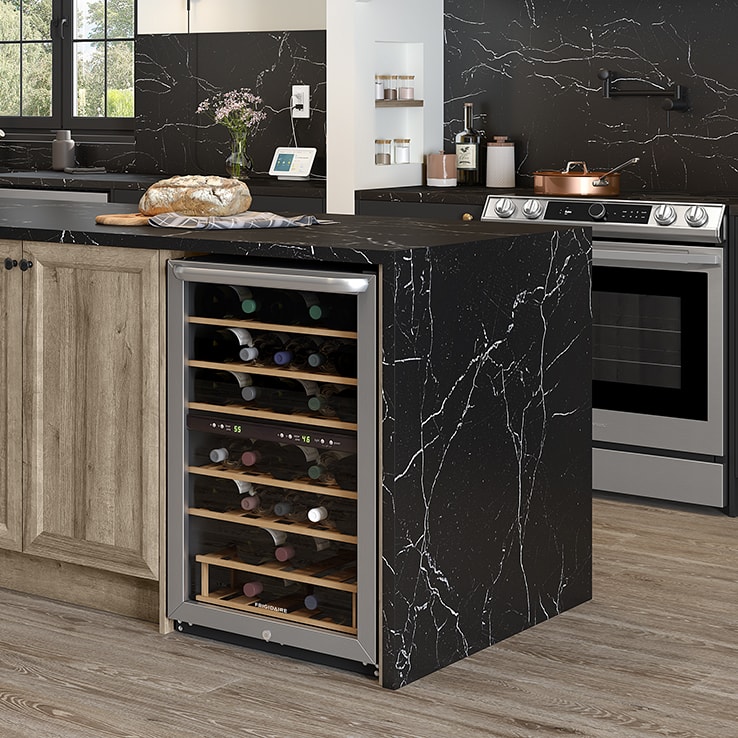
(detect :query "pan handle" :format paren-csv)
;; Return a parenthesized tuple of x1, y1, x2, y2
(592, 156, 640, 186)
(563, 161, 589, 173)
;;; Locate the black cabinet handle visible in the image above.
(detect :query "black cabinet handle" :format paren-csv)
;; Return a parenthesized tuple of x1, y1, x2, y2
(19, 259, 33, 271)
(4, 258, 17, 270)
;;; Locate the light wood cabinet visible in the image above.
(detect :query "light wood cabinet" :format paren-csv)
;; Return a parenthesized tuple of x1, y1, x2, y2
(0, 241, 176, 622)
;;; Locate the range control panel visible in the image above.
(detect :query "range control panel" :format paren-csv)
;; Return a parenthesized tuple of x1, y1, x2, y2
(481, 195, 726, 243)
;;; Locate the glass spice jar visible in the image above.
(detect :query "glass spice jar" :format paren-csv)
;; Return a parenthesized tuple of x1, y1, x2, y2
(375, 139, 392, 165)
(393, 139, 411, 164)
(398, 75, 415, 100)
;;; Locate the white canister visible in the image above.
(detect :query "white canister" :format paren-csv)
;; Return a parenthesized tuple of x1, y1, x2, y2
(486, 136, 515, 188)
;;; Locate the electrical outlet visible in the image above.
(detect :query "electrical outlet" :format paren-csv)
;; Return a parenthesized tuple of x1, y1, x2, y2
(291, 84, 310, 119)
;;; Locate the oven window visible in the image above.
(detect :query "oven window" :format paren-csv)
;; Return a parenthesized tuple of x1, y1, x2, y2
(592, 266, 707, 420)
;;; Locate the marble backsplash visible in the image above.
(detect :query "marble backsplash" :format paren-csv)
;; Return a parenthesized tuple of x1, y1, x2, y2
(444, 1, 738, 195)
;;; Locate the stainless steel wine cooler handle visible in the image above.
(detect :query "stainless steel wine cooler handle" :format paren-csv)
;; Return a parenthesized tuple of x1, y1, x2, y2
(169, 262, 372, 294)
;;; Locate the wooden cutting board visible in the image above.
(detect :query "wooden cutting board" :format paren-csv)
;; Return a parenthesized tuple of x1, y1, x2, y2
(95, 212, 151, 226)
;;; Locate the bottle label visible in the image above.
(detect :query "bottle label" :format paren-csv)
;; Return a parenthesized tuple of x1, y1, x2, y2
(456, 143, 478, 170)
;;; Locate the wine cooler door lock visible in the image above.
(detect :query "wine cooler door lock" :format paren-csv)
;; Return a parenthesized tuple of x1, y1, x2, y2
(4, 257, 17, 270)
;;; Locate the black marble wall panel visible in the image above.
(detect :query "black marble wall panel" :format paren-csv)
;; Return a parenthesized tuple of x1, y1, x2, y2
(444, 1, 738, 195)
(135, 31, 326, 176)
(381, 228, 592, 688)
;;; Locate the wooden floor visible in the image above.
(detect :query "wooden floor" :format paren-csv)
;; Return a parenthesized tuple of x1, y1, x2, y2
(0, 493, 736, 738)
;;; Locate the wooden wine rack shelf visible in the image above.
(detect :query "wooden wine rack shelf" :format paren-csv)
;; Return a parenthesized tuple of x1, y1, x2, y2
(196, 587, 357, 635)
(188, 464, 358, 500)
(196, 548, 358, 592)
(188, 506, 358, 545)
(188, 401, 358, 432)
(188, 316, 358, 340)
(188, 359, 358, 388)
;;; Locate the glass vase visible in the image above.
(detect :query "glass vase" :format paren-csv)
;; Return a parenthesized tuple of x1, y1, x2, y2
(225, 132, 252, 180)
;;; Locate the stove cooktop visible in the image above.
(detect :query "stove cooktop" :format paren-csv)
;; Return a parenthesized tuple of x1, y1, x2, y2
(481, 195, 727, 243)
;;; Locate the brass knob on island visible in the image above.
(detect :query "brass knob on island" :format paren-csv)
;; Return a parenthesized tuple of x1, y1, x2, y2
(462, 212, 474, 221)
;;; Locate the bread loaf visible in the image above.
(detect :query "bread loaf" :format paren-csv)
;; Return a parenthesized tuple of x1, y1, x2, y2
(138, 175, 252, 216)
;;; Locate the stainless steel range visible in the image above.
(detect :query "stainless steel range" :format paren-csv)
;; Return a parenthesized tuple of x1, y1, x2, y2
(482, 194, 733, 513)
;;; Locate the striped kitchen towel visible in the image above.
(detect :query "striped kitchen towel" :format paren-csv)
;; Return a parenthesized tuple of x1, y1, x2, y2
(149, 211, 335, 229)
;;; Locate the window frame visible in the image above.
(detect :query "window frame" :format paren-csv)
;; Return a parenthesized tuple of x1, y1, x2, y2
(0, 0, 135, 136)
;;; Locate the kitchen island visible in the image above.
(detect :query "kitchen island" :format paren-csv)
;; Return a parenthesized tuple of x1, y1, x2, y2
(0, 197, 592, 688)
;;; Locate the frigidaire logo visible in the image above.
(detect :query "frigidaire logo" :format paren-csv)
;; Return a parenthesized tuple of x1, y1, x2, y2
(254, 602, 288, 614)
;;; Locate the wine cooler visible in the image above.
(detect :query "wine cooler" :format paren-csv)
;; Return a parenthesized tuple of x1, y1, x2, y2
(167, 259, 378, 669)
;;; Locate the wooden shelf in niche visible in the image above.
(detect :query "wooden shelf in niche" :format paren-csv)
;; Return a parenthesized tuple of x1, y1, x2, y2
(375, 99, 424, 108)
(188, 316, 358, 341)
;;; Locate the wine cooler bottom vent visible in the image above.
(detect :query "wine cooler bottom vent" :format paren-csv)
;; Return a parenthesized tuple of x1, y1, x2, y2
(195, 548, 358, 634)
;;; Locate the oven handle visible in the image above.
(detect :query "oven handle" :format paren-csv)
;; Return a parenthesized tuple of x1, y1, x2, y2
(593, 248, 721, 267)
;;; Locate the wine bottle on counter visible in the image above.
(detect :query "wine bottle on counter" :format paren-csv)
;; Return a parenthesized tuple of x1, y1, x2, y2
(307, 383, 357, 422)
(240, 440, 320, 481)
(307, 497, 357, 536)
(194, 283, 258, 318)
(273, 336, 324, 369)
(194, 325, 255, 363)
(238, 331, 290, 363)
(455, 101, 484, 186)
(193, 368, 254, 405)
(307, 450, 357, 488)
(241, 375, 319, 414)
(306, 340, 358, 377)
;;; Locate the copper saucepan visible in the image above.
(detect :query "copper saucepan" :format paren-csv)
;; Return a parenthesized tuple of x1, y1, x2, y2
(533, 157, 640, 196)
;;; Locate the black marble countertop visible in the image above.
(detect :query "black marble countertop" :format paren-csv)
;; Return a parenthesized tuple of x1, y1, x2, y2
(0, 197, 579, 258)
(0, 170, 326, 199)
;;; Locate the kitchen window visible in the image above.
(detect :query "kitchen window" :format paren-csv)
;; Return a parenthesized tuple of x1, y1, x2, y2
(0, 0, 134, 133)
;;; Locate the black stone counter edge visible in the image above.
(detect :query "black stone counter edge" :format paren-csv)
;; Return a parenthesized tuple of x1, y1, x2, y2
(0, 170, 326, 198)
(0, 198, 587, 257)
(356, 185, 738, 215)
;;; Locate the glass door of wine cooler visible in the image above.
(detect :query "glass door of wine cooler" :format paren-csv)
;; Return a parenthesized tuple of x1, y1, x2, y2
(167, 259, 378, 667)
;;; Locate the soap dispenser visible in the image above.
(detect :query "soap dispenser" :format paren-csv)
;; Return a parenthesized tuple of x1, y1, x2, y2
(52, 130, 75, 171)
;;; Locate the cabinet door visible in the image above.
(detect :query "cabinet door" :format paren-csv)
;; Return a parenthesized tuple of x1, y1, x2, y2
(136, 0, 188, 34)
(189, 0, 326, 32)
(0, 242, 23, 552)
(22, 243, 162, 579)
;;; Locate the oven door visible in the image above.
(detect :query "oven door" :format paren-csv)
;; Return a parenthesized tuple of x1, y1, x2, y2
(592, 241, 723, 456)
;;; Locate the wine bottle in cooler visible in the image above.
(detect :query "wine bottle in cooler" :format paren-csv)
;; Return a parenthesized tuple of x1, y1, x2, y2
(307, 383, 357, 422)
(238, 331, 290, 364)
(305, 293, 357, 331)
(274, 535, 334, 569)
(235, 527, 288, 566)
(258, 290, 325, 326)
(192, 477, 255, 512)
(306, 339, 358, 377)
(307, 497, 357, 536)
(308, 450, 358, 490)
(303, 589, 353, 625)
(455, 101, 484, 186)
(241, 441, 320, 481)
(193, 325, 255, 362)
(241, 376, 319, 414)
(194, 283, 258, 319)
(241, 579, 306, 614)
(272, 336, 324, 370)
(193, 368, 253, 405)
(239, 487, 285, 515)
(273, 491, 310, 522)
(208, 439, 258, 469)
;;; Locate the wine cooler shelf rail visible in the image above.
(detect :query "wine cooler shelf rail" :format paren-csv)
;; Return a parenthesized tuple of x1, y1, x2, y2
(188, 316, 358, 341)
(188, 506, 358, 545)
(188, 401, 358, 432)
(188, 465, 358, 500)
(189, 359, 358, 388)
(196, 548, 358, 593)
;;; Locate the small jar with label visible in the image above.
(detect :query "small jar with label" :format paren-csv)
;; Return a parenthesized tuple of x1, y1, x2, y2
(393, 138, 410, 164)
(398, 75, 415, 100)
(374, 74, 385, 101)
(384, 75, 398, 100)
(375, 139, 392, 165)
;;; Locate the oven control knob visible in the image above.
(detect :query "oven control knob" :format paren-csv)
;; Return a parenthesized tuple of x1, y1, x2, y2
(588, 203, 607, 221)
(522, 199, 543, 219)
(653, 204, 677, 226)
(685, 205, 708, 228)
(494, 198, 517, 218)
